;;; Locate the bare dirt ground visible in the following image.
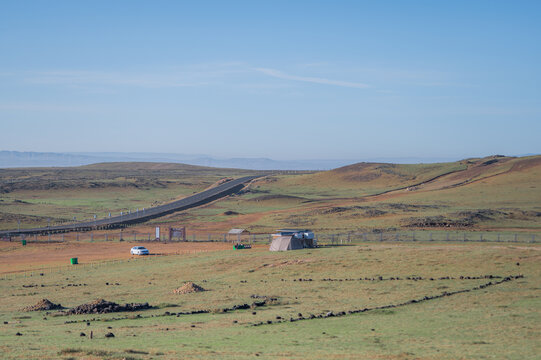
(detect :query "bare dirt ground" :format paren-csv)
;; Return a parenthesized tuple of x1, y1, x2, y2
(0, 241, 257, 274)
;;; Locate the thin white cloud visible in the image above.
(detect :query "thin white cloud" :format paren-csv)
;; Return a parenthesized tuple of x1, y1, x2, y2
(254, 68, 369, 89)
(24, 70, 205, 88)
(0, 101, 97, 113)
(20, 63, 253, 89)
(11, 64, 371, 91)
(416, 81, 475, 88)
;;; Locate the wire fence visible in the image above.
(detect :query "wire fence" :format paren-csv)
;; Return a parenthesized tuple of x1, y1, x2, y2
(2, 230, 540, 245)
(315, 231, 540, 245)
(1, 230, 539, 280)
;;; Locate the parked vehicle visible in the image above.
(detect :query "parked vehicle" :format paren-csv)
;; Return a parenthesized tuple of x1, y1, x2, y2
(130, 246, 149, 255)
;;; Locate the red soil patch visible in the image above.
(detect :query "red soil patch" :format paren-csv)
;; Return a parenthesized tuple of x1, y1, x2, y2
(0, 241, 233, 274)
(508, 156, 541, 172)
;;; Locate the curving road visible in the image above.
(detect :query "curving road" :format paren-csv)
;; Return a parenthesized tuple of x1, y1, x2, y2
(0, 175, 260, 236)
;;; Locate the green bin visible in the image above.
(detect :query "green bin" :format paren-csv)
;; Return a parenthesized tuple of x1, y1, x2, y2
(21, 239, 26, 246)
(70, 257, 78, 265)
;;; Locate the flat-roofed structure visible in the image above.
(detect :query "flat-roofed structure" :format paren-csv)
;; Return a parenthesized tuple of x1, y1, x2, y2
(228, 228, 250, 243)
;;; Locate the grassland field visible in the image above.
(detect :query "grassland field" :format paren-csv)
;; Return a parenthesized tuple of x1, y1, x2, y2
(0, 155, 540, 359)
(0, 242, 539, 359)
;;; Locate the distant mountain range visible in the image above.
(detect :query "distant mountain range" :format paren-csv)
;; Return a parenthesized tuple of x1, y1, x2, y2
(0, 151, 353, 170)
(0, 150, 526, 170)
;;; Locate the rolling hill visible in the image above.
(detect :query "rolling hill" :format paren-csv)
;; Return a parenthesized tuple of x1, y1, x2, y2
(0, 155, 539, 233)
(172, 155, 541, 233)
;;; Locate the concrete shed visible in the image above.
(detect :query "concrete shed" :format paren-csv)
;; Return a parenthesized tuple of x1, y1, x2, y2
(228, 228, 250, 243)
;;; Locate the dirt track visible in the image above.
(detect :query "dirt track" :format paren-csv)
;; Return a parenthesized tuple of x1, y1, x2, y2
(0, 241, 251, 274)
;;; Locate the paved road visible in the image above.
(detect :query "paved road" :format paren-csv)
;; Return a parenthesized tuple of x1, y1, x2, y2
(0, 175, 260, 236)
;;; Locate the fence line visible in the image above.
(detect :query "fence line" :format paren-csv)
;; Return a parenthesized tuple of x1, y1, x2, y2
(2, 230, 540, 246)
(314, 231, 539, 245)
(1, 231, 539, 280)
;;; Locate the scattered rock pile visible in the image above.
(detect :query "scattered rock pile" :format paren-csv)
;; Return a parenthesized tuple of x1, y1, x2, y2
(23, 299, 63, 312)
(283, 274, 505, 282)
(64, 299, 151, 315)
(173, 282, 206, 294)
(250, 275, 524, 327)
(404, 215, 474, 228)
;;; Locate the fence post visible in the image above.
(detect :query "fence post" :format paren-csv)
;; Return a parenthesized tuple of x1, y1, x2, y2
(480, 234, 483, 242)
(463, 233, 466, 241)
(446, 232, 449, 241)
(380, 233, 383, 242)
(105, 234, 108, 242)
(91, 233, 93, 242)
(497, 233, 500, 242)
(429, 233, 432, 241)
(412, 232, 415, 241)
(76, 233, 79, 241)
(514, 234, 517, 242)
(134, 232, 136, 241)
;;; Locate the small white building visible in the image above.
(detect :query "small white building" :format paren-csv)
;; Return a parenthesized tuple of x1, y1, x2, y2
(228, 228, 250, 243)
(273, 229, 315, 240)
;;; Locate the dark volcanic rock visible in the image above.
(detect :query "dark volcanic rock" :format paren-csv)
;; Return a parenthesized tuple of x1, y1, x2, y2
(64, 299, 151, 315)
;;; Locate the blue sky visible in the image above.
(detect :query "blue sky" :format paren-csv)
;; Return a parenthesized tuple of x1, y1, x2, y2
(0, 0, 539, 161)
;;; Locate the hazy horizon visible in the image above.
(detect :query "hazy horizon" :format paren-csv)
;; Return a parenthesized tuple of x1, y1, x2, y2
(1, 149, 538, 171)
